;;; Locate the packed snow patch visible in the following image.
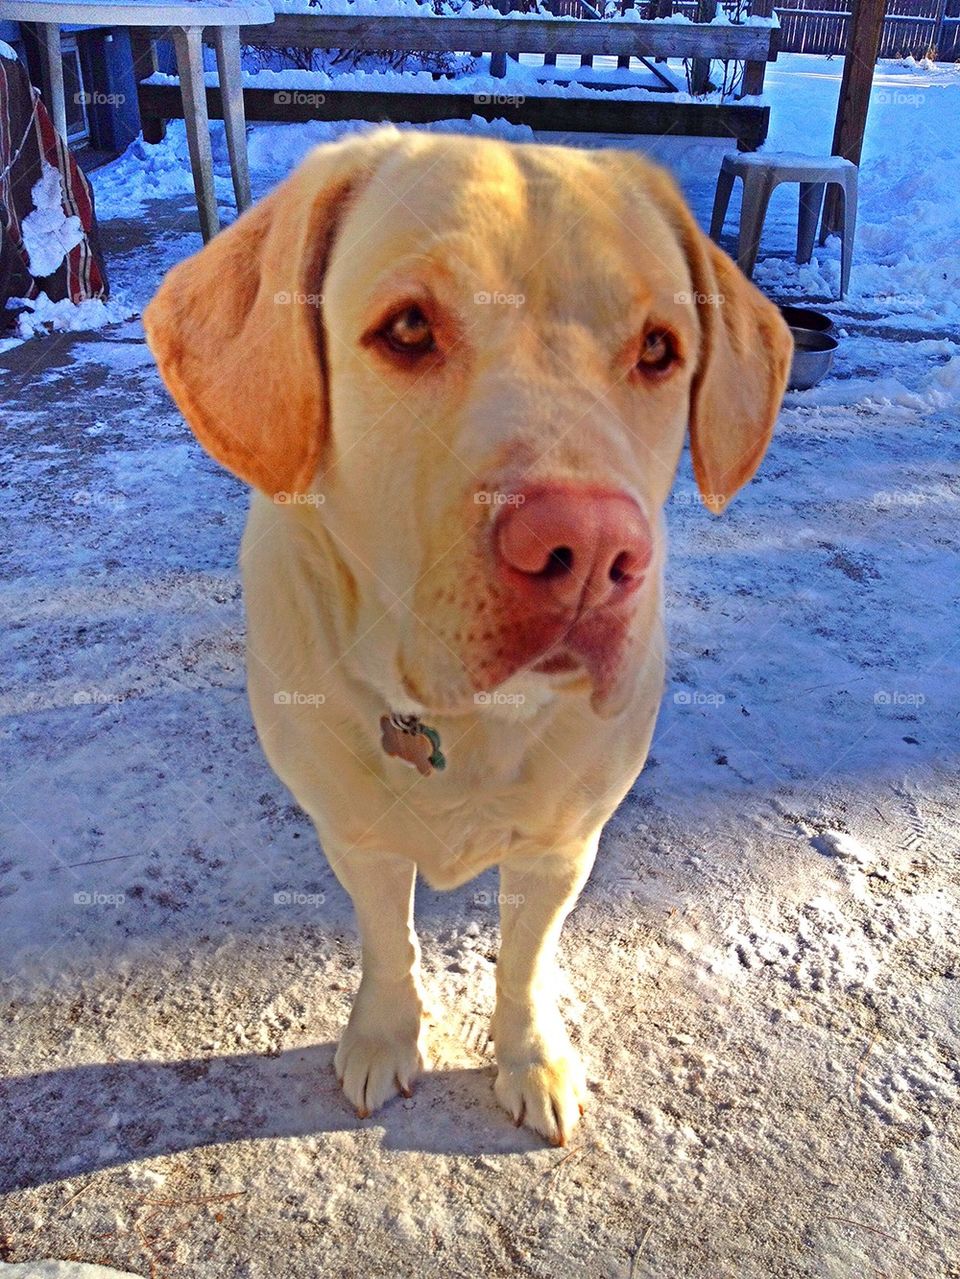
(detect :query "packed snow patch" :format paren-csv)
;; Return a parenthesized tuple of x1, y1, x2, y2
(0, 1265, 144, 1279)
(1, 292, 134, 356)
(20, 163, 85, 279)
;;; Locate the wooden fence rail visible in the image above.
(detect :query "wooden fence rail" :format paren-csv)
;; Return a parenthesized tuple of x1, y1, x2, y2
(239, 14, 778, 63)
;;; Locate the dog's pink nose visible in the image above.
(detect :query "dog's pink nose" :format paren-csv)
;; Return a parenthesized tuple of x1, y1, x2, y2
(495, 487, 652, 610)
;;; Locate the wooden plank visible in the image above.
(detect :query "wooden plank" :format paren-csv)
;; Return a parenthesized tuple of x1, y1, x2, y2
(139, 80, 769, 146)
(238, 13, 777, 61)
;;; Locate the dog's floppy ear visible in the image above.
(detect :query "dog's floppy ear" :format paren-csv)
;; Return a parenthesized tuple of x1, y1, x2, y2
(144, 132, 394, 497)
(679, 220, 793, 513)
(609, 156, 793, 514)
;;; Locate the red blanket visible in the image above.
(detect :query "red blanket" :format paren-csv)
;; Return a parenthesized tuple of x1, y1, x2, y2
(0, 47, 108, 320)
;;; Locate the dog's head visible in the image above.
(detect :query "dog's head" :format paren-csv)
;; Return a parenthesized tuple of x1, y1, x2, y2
(145, 129, 791, 719)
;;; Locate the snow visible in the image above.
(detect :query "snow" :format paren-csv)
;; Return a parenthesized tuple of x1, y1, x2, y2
(144, 60, 703, 102)
(0, 1265, 143, 1279)
(19, 163, 85, 280)
(272, 0, 776, 19)
(1, 292, 134, 354)
(1, 51, 958, 1279)
(274, 0, 579, 16)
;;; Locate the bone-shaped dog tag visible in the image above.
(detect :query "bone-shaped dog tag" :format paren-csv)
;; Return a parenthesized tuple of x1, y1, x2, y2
(380, 714, 446, 776)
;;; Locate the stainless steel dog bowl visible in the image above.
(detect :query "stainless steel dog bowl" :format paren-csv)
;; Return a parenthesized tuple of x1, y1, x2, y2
(787, 327, 838, 391)
(779, 304, 835, 336)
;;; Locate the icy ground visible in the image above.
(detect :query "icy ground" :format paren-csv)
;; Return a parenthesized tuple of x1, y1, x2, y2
(1, 53, 958, 1279)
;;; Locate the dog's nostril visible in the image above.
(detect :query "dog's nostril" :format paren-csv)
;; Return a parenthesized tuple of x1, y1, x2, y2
(609, 551, 634, 584)
(541, 546, 574, 578)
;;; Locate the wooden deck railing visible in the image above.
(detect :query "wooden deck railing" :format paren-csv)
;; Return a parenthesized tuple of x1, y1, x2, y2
(138, 10, 780, 150)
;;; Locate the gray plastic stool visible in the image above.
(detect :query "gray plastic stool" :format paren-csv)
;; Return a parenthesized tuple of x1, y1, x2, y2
(710, 152, 858, 298)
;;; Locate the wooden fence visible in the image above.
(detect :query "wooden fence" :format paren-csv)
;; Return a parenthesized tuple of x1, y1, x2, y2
(775, 0, 960, 57)
(540, 0, 960, 58)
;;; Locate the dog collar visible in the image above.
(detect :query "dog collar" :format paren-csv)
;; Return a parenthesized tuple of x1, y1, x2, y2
(380, 712, 446, 776)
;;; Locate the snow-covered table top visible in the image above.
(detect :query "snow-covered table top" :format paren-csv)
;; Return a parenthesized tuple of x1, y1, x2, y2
(0, 0, 273, 26)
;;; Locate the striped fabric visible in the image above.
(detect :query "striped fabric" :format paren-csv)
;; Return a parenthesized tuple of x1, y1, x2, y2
(0, 48, 108, 313)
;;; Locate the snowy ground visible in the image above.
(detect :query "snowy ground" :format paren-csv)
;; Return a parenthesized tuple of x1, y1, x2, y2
(1, 53, 959, 1279)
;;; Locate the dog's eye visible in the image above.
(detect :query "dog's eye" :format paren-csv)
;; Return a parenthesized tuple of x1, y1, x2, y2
(636, 329, 677, 375)
(381, 305, 435, 356)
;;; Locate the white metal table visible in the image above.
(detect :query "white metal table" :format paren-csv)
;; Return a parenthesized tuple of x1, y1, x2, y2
(0, 0, 274, 240)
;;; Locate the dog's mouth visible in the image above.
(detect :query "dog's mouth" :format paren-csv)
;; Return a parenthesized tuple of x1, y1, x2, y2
(466, 599, 639, 719)
(531, 651, 582, 675)
(539, 605, 637, 715)
(399, 574, 648, 721)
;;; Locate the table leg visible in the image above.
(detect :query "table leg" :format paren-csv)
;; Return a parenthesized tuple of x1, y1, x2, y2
(736, 170, 776, 280)
(38, 23, 67, 141)
(709, 164, 736, 242)
(171, 25, 219, 243)
(839, 175, 857, 300)
(797, 181, 825, 265)
(212, 25, 252, 214)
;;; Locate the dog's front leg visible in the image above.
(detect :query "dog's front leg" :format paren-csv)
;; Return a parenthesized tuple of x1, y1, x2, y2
(329, 847, 427, 1117)
(491, 840, 598, 1145)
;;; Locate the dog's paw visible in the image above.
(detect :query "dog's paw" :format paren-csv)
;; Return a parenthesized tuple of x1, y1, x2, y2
(493, 1041, 588, 1146)
(334, 980, 427, 1118)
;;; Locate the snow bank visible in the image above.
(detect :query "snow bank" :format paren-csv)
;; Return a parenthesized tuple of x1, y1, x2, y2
(751, 56, 960, 323)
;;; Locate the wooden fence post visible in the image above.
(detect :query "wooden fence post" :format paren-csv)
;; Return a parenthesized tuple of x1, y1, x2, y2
(741, 0, 774, 97)
(130, 32, 165, 143)
(619, 0, 634, 67)
(490, 0, 516, 77)
(929, 0, 949, 54)
(654, 0, 672, 62)
(691, 0, 717, 94)
(821, 0, 885, 237)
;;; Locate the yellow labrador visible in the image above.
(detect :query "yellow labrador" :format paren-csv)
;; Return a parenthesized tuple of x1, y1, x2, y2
(145, 128, 791, 1145)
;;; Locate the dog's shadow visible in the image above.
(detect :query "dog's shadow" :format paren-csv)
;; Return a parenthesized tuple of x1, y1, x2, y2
(2, 1042, 544, 1192)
